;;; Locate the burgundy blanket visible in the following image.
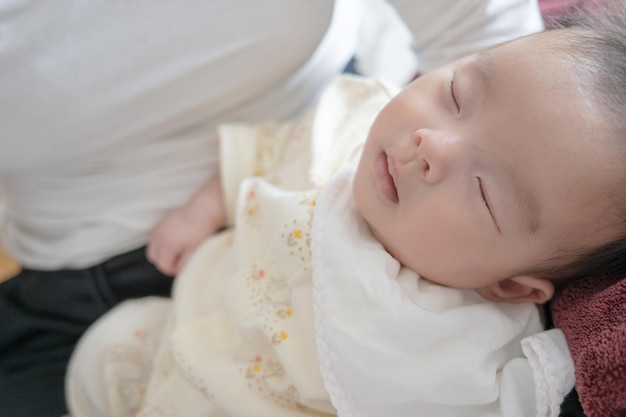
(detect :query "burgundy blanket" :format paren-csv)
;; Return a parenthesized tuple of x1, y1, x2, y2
(551, 274, 626, 417)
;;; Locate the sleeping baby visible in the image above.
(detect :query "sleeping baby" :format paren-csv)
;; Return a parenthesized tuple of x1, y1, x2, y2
(66, 5, 626, 416)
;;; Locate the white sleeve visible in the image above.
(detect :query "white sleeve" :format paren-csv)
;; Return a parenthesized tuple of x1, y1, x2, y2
(388, 0, 544, 73)
(218, 121, 305, 226)
(218, 75, 395, 225)
(521, 329, 576, 417)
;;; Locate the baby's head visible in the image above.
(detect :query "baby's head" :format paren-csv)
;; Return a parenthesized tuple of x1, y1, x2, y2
(353, 1, 626, 304)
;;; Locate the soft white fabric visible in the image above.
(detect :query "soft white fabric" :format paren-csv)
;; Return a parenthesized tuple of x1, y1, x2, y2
(312, 165, 544, 417)
(386, 0, 545, 74)
(67, 76, 553, 417)
(67, 75, 393, 417)
(355, 0, 545, 83)
(0, 0, 543, 269)
(522, 329, 576, 417)
(0, 0, 355, 268)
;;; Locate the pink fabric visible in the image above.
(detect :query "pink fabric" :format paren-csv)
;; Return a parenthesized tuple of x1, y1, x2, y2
(539, 0, 580, 24)
(538, 0, 582, 24)
(538, 0, 607, 25)
(551, 274, 626, 417)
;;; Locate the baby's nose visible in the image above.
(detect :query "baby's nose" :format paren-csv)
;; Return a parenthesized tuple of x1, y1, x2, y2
(413, 128, 463, 183)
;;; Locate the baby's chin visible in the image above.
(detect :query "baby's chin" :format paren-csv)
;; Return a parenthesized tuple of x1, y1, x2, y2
(364, 221, 400, 260)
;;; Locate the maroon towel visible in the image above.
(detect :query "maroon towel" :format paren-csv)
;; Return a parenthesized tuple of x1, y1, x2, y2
(551, 274, 626, 417)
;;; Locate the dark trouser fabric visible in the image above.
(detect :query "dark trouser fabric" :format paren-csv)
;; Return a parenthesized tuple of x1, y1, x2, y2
(0, 247, 173, 417)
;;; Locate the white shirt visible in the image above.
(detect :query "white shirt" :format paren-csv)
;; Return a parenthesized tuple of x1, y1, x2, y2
(0, 0, 543, 269)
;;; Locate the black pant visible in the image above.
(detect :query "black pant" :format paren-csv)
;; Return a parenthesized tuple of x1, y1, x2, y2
(0, 247, 173, 417)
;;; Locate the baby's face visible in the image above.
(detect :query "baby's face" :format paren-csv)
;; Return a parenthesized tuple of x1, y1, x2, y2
(353, 34, 621, 290)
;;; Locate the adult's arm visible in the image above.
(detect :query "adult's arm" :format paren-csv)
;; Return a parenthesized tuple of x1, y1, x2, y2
(390, 0, 544, 74)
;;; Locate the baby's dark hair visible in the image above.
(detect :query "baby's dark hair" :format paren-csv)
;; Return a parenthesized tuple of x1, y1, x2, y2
(547, 0, 626, 133)
(530, 0, 626, 287)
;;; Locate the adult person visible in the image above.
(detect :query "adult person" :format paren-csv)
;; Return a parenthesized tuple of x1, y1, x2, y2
(0, 1, 544, 415)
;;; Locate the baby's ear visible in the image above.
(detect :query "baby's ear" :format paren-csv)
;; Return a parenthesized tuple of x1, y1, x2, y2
(477, 276, 554, 304)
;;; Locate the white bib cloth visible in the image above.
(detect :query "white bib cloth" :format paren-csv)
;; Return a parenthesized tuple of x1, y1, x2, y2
(313, 165, 545, 417)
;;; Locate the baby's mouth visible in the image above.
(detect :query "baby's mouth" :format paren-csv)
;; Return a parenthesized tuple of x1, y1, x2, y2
(374, 152, 399, 203)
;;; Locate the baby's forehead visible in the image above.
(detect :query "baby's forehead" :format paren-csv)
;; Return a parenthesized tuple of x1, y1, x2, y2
(489, 34, 604, 122)
(486, 29, 592, 76)
(483, 40, 621, 229)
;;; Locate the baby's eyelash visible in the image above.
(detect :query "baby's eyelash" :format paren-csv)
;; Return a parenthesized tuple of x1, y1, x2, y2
(476, 177, 500, 232)
(449, 76, 460, 112)
(477, 177, 491, 211)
